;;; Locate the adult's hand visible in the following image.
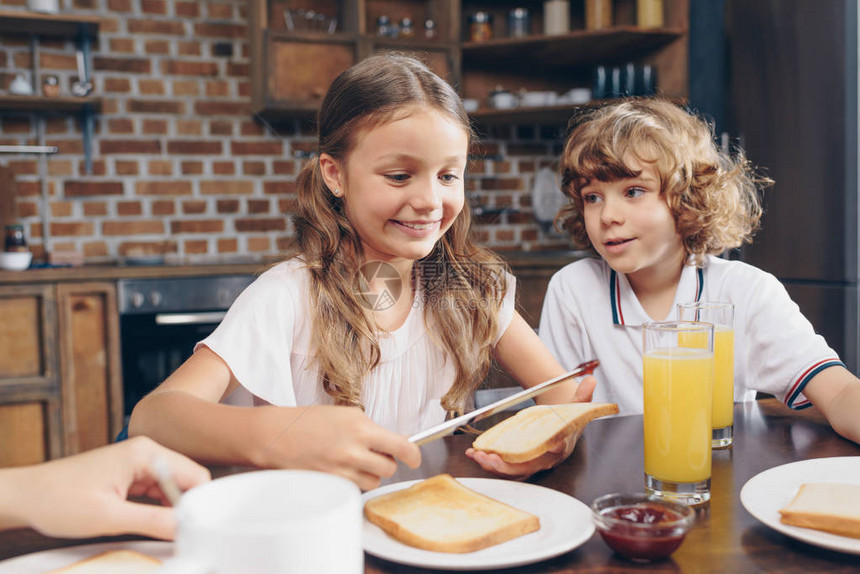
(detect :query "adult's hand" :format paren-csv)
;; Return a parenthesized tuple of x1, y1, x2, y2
(0, 436, 210, 540)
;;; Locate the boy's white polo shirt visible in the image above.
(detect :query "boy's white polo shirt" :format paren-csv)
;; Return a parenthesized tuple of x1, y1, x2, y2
(539, 255, 844, 416)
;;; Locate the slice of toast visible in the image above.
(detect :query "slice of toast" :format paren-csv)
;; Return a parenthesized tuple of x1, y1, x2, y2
(364, 473, 540, 553)
(472, 403, 619, 463)
(46, 549, 161, 573)
(778, 483, 860, 538)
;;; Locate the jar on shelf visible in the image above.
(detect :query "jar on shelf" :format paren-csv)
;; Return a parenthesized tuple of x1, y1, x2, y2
(586, 0, 612, 30)
(507, 7, 530, 38)
(468, 12, 493, 42)
(43, 74, 60, 97)
(4, 224, 28, 253)
(400, 17, 415, 38)
(376, 15, 392, 36)
(424, 19, 437, 40)
(543, 0, 570, 35)
(637, 0, 664, 28)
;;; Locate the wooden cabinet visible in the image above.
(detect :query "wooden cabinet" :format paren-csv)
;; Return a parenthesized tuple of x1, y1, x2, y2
(0, 284, 61, 467)
(250, 0, 459, 120)
(250, 0, 688, 124)
(0, 282, 121, 467)
(57, 283, 123, 456)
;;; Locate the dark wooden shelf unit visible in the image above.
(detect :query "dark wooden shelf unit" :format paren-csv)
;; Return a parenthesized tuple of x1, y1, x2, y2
(469, 96, 688, 125)
(251, 0, 689, 125)
(0, 9, 101, 173)
(0, 10, 100, 37)
(462, 26, 685, 69)
(0, 94, 102, 114)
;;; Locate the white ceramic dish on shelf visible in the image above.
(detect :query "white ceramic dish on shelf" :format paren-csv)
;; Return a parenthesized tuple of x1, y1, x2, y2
(519, 91, 557, 107)
(0, 251, 32, 271)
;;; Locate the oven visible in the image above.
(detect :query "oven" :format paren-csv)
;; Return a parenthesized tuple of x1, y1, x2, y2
(117, 275, 254, 419)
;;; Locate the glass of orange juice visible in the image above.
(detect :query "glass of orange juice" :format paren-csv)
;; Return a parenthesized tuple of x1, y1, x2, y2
(643, 321, 714, 505)
(677, 302, 734, 449)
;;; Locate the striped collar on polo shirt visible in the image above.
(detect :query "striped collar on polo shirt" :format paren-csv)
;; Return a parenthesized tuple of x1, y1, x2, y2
(609, 265, 704, 326)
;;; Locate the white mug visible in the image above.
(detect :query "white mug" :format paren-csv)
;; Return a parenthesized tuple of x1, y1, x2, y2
(156, 470, 363, 574)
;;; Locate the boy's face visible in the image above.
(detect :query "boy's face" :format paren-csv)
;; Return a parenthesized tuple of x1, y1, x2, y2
(580, 157, 685, 285)
(321, 108, 468, 270)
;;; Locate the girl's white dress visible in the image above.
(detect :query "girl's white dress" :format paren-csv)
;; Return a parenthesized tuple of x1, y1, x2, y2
(199, 257, 516, 435)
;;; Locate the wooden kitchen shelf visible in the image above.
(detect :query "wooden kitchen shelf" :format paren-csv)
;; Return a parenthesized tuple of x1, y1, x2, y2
(462, 26, 685, 69)
(0, 9, 101, 174)
(0, 9, 100, 37)
(0, 94, 102, 114)
(469, 96, 688, 125)
(251, 0, 689, 125)
(469, 102, 591, 126)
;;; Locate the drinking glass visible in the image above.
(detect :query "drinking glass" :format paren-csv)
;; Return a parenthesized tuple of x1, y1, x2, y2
(678, 302, 734, 449)
(643, 321, 714, 505)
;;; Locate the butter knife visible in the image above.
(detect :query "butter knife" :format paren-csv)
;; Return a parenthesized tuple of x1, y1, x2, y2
(408, 359, 599, 446)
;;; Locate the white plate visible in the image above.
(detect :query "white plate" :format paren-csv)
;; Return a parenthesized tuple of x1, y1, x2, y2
(362, 477, 594, 570)
(740, 456, 860, 555)
(0, 540, 172, 573)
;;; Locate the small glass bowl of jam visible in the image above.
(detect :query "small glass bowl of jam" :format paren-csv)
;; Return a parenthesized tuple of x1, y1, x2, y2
(591, 493, 695, 562)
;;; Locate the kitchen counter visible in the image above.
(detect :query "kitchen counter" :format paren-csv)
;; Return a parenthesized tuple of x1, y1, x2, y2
(0, 258, 277, 285)
(0, 250, 590, 285)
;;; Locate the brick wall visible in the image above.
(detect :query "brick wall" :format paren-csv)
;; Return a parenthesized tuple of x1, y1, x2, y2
(0, 0, 574, 262)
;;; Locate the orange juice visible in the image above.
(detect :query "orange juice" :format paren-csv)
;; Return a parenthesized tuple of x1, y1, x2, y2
(643, 347, 714, 483)
(679, 327, 734, 429)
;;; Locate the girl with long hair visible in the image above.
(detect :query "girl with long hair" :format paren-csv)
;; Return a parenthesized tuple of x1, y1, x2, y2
(130, 54, 594, 489)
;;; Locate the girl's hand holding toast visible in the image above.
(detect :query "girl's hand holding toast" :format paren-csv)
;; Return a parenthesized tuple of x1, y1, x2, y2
(253, 405, 421, 491)
(467, 398, 614, 481)
(465, 438, 576, 480)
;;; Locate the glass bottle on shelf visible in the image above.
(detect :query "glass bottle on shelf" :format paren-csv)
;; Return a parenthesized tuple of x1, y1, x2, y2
(4, 225, 28, 253)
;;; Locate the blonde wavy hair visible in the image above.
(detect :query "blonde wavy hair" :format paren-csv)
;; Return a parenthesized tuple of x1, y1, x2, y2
(292, 53, 508, 415)
(557, 99, 771, 265)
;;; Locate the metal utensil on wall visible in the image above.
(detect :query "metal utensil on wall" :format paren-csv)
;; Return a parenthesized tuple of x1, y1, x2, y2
(72, 49, 93, 97)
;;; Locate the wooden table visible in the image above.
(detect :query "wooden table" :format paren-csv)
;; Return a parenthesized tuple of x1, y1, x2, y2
(1, 399, 859, 572)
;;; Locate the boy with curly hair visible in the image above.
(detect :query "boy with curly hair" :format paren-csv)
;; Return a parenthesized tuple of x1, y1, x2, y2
(540, 99, 860, 443)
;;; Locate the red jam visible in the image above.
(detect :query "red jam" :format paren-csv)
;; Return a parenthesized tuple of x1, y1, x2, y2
(597, 503, 688, 561)
(606, 504, 682, 525)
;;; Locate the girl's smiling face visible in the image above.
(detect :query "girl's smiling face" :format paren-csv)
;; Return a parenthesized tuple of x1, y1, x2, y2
(321, 108, 468, 269)
(580, 157, 686, 288)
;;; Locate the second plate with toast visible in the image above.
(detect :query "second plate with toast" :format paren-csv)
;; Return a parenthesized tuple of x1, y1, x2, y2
(362, 477, 593, 570)
(740, 457, 860, 555)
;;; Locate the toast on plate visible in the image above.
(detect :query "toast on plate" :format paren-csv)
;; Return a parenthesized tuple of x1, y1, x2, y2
(778, 482, 860, 538)
(45, 549, 161, 573)
(364, 473, 540, 553)
(472, 403, 619, 463)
